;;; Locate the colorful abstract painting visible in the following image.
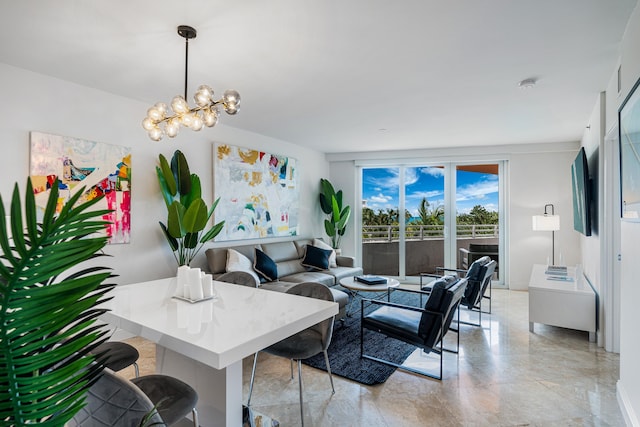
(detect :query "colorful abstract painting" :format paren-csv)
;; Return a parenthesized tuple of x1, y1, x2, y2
(214, 143, 299, 241)
(29, 132, 132, 244)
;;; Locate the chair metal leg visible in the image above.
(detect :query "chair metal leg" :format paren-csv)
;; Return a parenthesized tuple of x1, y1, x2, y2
(323, 350, 335, 394)
(290, 359, 294, 380)
(297, 359, 305, 427)
(247, 352, 259, 406)
(191, 407, 199, 427)
(133, 361, 139, 378)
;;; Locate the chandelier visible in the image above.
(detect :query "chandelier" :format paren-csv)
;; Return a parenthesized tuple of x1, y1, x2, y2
(142, 25, 240, 141)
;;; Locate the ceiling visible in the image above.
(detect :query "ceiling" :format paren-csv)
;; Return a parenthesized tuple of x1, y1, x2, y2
(0, 1, 636, 154)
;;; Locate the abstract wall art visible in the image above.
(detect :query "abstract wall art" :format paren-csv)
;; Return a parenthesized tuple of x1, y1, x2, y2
(620, 76, 640, 221)
(214, 143, 299, 241)
(29, 132, 132, 244)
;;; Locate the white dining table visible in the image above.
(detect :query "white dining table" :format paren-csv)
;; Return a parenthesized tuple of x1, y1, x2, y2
(100, 278, 338, 427)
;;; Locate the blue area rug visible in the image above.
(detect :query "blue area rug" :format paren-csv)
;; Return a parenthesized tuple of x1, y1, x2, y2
(302, 287, 421, 385)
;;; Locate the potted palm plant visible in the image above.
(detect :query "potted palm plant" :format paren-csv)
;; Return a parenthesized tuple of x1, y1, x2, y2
(319, 178, 351, 250)
(0, 179, 115, 424)
(156, 150, 225, 266)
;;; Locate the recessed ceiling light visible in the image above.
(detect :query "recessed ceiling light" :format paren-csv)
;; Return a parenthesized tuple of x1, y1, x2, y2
(518, 78, 537, 89)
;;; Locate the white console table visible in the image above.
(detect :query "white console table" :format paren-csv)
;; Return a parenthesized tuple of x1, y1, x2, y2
(528, 264, 596, 342)
(101, 278, 338, 426)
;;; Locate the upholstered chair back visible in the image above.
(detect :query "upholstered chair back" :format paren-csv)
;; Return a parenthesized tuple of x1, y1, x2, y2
(418, 276, 467, 352)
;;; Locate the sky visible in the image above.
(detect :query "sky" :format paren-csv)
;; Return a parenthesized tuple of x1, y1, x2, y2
(362, 166, 499, 217)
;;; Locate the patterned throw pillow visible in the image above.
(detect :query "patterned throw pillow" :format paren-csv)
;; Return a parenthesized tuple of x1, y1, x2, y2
(253, 248, 278, 282)
(301, 244, 333, 271)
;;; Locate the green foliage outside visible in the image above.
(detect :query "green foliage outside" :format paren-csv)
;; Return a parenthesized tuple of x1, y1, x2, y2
(363, 197, 498, 226)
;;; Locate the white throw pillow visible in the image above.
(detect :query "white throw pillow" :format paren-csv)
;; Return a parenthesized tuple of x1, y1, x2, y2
(313, 238, 337, 268)
(226, 249, 261, 284)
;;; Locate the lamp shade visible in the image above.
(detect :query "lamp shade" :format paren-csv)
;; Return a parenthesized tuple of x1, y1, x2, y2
(532, 214, 560, 231)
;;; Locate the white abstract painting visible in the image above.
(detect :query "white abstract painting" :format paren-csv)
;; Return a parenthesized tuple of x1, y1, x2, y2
(214, 143, 299, 241)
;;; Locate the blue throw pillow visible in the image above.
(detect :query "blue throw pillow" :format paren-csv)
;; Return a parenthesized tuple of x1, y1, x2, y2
(301, 245, 332, 271)
(254, 249, 278, 281)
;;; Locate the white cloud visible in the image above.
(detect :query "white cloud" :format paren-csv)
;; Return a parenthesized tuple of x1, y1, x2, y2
(420, 167, 445, 178)
(369, 193, 392, 204)
(456, 176, 499, 202)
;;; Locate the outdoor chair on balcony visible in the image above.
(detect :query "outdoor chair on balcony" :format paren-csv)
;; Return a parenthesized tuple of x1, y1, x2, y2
(421, 256, 496, 327)
(360, 275, 467, 380)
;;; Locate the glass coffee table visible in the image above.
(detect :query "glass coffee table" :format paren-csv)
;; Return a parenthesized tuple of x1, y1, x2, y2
(339, 276, 400, 316)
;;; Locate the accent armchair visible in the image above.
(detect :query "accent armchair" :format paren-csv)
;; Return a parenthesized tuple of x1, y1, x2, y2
(421, 256, 496, 326)
(360, 275, 468, 380)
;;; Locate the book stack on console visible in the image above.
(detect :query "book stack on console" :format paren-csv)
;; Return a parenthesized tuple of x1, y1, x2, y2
(544, 265, 574, 282)
(354, 275, 388, 285)
(545, 265, 568, 276)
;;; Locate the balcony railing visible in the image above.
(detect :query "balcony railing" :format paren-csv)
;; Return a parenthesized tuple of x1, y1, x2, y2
(362, 224, 498, 242)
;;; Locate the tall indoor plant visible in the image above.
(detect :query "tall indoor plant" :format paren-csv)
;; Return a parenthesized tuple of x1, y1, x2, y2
(157, 150, 225, 266)
(0, 179, 115, 425)
(319, 178, 351, 249)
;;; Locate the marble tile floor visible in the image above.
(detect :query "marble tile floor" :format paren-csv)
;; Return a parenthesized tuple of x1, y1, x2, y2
(121, 288, 624, 427)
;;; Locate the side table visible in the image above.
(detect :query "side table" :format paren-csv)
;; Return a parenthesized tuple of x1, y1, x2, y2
(528, 264, 596, 342)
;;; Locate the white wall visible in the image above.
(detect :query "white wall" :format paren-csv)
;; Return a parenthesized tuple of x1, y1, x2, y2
(0, 63, 329, 285)
(326, 142, 580, 291)
(614, 3, 640, 425)
(580, 93, 604, 297)
(508, 148, 579, 290)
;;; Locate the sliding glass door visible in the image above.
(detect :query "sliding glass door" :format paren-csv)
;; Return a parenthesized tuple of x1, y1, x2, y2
(361, 162, 502, 284)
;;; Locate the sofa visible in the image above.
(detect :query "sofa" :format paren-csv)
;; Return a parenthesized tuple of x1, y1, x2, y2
(205, 238, 363, 319)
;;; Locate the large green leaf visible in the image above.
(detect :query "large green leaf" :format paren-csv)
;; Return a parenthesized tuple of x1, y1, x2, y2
(167, 201, 186, 238)
(159, 222, 179, 251)
(181, 174, 202, 209)
(171, 150, 191, 196)
(158, 153, 177, 197)
(319, 178, 336, 214)
(182, 198, 208, 233)
(0, 178, 114, 425)
(200, 220, 225, 243)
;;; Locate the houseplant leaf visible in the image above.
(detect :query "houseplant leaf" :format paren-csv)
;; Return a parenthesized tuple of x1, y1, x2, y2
(166, 201, 186, 238)
(0, 178, 114, 425)
(182, 198, 208, 233)
(171, 150, 191, 196)
(157, 151, 225, 266)
(158, 153, 177, 197)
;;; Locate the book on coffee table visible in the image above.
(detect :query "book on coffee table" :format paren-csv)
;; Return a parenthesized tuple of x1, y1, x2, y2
(354, 275, 388, 285)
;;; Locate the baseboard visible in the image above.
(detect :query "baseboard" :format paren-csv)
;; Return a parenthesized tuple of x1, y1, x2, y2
(617, 380, 640, 426)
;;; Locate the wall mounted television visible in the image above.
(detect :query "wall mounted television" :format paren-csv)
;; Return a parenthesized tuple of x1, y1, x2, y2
(571, 147, 592, 236)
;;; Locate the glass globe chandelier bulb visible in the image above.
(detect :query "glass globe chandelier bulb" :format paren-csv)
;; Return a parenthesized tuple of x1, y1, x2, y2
(180, 112, 194, 127)
(165, 119, 180, 138)
(154, 102, 169, 117)
(222, 90, 240, 105)
(171, 95, 189, 115)
(194, 85, 214, 107)
(203, 108, 219, 127)
(148, 127, 163, 141)
(224, 104, 239, 115)
(147, 106, 163, 122)
(142, 117, 156, 131)
(191, 117, 204, 131)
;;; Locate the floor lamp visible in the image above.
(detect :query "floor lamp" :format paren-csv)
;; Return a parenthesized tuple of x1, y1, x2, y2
(532, 204, 561, 265)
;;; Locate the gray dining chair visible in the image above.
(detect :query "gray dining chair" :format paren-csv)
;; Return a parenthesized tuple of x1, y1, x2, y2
(68, 367, 163, 427)
(90, 340, 140, 377)
(247, 282, 336, 427)
(69, 367, 199, 427)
